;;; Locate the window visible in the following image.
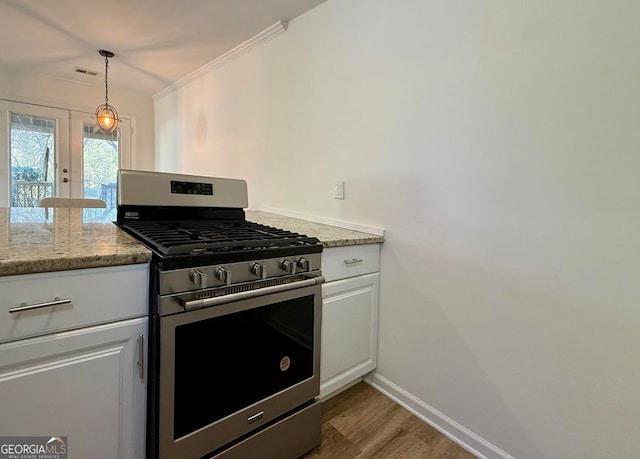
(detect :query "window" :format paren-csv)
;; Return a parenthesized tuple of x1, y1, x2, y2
(83, 124, 118, 209)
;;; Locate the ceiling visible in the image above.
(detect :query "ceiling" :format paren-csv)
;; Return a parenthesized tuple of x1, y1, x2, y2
(0, 0, 327, 96)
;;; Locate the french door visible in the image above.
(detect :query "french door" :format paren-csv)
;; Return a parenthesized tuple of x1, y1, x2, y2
(0, 100, 131, 209)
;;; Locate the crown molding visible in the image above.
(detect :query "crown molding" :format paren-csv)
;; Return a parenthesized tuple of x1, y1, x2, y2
(153, 21, 288, 101)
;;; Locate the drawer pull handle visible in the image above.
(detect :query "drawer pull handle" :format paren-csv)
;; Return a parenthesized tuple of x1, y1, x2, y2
(9, 297, 71, 314)
(344, 258, 364, 265)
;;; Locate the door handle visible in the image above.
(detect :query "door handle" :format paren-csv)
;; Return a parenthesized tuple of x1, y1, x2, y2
(180, 275, 325, 311)
(137, 334, 144, 380)
(62, 178, 69, 183)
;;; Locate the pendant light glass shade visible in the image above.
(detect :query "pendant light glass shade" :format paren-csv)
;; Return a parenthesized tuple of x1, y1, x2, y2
(94, 50, 119, 134)
(95, 104, 119, 133)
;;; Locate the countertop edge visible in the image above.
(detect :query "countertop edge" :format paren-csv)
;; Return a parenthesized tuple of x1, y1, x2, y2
(245, 210, 385, 248)
(321, 238, 385, 248)
(0, 252, 152, 277)
(1, 209, 383, 277)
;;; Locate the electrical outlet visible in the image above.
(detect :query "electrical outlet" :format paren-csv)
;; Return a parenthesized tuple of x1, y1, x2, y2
(333, 180, 345, 199)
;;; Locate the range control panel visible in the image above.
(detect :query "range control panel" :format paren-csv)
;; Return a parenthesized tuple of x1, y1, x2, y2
(171, 180, 213, 195)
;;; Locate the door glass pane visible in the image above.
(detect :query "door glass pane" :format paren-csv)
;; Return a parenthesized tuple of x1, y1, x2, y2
(10, 114, 55, 207)
(83, 124, 118, 209)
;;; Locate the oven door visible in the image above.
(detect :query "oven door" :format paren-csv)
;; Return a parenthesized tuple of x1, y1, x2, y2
(155, 281, 322, 459)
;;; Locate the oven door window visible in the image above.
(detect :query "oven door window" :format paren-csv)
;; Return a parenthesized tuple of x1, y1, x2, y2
(173, 294, 315, 439)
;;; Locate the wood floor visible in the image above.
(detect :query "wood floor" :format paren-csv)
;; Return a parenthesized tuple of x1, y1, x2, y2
(302, 382, 476, 459)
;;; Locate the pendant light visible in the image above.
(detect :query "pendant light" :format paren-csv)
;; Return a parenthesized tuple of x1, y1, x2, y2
(94, 50, 119, 134)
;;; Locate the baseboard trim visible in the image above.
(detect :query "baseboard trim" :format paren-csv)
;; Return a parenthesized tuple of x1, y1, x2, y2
(365, 373, 514, 459)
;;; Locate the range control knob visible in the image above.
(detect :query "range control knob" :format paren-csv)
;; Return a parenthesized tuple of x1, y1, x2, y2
(251, 263, 267, 279)
(189, 269, 207, 288)
(215, 267, 231, 286)
(297, 257, 311, 272)
(281, 259, 296, 275)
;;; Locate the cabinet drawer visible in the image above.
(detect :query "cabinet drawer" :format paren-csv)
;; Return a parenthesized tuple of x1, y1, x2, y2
(0, 264, 148, 343)
(322, 244, 380, 282)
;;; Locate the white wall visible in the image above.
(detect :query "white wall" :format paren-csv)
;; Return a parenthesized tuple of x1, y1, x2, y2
(155, 1, 640, 457)
(0, 67, 154, 170)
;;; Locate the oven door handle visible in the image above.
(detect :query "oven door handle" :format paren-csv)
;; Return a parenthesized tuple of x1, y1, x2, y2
(180, 275, 325, 311)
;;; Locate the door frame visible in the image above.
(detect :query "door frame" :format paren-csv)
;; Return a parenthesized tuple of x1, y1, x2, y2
(0, 101, 70, 207)
(70, 111, 132, 200)
(0, 99, 133, 207)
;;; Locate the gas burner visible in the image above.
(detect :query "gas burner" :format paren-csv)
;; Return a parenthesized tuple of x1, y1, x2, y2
(120, 220, 321, 257)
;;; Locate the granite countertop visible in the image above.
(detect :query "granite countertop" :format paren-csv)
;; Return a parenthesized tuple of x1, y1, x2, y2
(0, 207, 151, 276)
(0, 208, 382, 277)
(246, 210, 384, 248)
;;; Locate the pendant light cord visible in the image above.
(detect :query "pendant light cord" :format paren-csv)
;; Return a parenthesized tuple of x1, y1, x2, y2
(95, 50, 118, 133)
(104, 54, 109, 109)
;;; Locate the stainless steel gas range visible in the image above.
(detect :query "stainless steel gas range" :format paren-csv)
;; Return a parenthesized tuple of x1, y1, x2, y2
(116, 170, 323, 459)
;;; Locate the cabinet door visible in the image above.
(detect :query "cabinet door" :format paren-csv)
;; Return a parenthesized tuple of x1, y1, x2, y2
(320, 273, 379, 399)
(0, 317, 147, 458)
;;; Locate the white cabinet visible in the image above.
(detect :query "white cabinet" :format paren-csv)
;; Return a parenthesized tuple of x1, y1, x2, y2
(0, 265, 149, 343)
(0, 318, 147, 458)
(320, 245, 380, 399)
(321, 243, 380, 282)
(0, 264, 148, 459)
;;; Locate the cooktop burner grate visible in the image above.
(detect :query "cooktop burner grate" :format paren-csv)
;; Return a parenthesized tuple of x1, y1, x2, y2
(121, 220, 321, 256)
